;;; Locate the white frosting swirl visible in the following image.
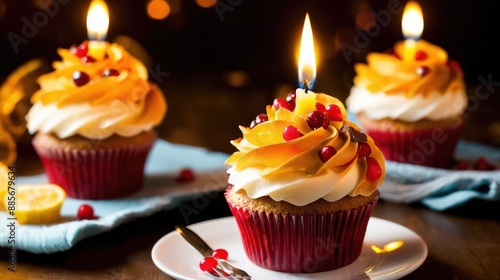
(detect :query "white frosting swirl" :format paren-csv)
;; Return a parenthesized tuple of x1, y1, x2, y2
(228, 165, 361, 206)
(26, 100, 154, 139)
(346, 85, 467, 122)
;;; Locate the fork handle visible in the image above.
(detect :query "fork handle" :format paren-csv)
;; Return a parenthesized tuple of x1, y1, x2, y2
(175, 225, 213, 257)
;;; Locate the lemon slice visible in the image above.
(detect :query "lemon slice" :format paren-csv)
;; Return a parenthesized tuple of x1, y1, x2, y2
(3, 184, 66, 224)
(0, 163, 8, 211)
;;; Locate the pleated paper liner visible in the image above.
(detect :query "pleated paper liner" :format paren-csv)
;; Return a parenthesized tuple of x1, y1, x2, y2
(32, 133, 155, 200)
(225, 188, 379, 273)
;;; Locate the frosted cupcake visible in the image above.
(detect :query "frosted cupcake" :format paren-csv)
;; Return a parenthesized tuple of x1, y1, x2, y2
(26, 41, 167, 199)
(225, 89, 385, 273)
(346, 40, 467, 168)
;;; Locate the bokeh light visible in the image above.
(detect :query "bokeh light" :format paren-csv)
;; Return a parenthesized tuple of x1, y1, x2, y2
(147, 0, 171, 20)
(195, 0, 217, 9)
(0, 0, 6, 18)
(33, 0, 53, 10)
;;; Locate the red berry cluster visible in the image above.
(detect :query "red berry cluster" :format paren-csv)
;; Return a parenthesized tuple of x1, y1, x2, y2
(199, 249, 229, 274)
(455, 157, 497, 171)
(69, 41, 119, 87)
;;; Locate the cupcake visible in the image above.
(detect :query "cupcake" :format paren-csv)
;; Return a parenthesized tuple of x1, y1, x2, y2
(224, 89, 385, 273)
(26, 41, 167, 199)
(346, 40, 467, 168)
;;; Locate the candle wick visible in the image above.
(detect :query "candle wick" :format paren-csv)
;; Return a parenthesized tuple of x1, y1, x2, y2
(302, 78, 309, 93)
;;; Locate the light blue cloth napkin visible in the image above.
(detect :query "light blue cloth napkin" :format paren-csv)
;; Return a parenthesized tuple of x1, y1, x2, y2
(347, 112, 500, 210)
(381, 140, 500, 210)
(0, 140, 229, 254)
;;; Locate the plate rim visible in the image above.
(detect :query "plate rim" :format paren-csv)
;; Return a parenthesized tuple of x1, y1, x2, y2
(151, 216, 428, 280)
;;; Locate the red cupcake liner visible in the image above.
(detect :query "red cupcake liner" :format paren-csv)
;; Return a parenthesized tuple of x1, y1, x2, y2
(364, 121, 465, 169)
(225, 188, 379, 273)
(32, 135, 155, 200)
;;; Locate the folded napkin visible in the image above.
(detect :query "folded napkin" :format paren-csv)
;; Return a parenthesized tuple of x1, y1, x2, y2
(382, 140, 500, 210)
(0, 140, 229, 254)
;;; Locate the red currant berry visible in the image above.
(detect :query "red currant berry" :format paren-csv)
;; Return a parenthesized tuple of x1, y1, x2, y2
(74, 41, 89, 58)
(325, 104, 343, 121)
(103, 69, 120, 77)
(80, 55, 96, 63)
(473, 157, 492, 171)
(315, 102, 326, 112)
(357, 142, 371, 157)
(77, 204, 96, 220)
(199, 256, 218, 272)
(212, 249, 228, 260)
(319, 146, 337, 163)
(72, 71, 90, 87)
(273, 98, 293, 111)
(307, 110, 329, 130)
(456, 160, 469, 170)
(417, 66, 430, 76)
(175, 168, 195, 183)
(415, 50, 428, 61)
(283, 125, 303, 141)
(365, 157, 382, 182)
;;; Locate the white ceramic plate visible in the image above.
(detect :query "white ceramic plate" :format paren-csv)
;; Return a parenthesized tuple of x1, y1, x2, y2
(152, 216, 427, 280)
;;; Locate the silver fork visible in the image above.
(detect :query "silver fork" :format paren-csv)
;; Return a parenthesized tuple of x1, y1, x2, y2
(175, 225, 252, 279)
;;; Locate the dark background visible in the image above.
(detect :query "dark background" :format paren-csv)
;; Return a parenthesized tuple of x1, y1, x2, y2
(1, 0, 499, 153)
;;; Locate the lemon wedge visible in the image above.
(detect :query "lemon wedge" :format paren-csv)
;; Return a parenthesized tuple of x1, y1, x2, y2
(3, 184, 66, 224)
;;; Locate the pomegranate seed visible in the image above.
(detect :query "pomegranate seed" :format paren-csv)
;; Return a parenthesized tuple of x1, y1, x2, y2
(273, 98, 293, 111)
(415, 50, 428, 61)
(417, 66, 430, 76)
(456, 160, 469, 170)
(448, 60, 462, 71)
(283, 125, 303, 141)
(315, 102, 326, 112)
(175, 168, 195, 183)
(103, 69, 120, 77)
(199, 256, 218, 272)
(250, 113, 268, 128)
(212, 249, 228, 260)
(72, 71, 90, 87)
(473, 157, 493, 171)
(357, 142, 371, 157)
(80, 55, 96, 63)
(307, 110, 329, 130)
(318, 146, 337, 163)
(74, 41, 89, 58)
(325, 104, 343, 121)
(365, 157, 382, 182)
(77, 204, 97, 220)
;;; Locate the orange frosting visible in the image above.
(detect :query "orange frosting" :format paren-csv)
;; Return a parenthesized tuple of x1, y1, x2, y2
(31, 41, 166, 126)
(353, 40, 465, 97)
(226, 90, 386, 197)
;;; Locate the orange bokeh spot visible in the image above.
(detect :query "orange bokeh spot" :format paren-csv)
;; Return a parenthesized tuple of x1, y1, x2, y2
(147, 0, 170, 20)
(196, 0, 217, 9)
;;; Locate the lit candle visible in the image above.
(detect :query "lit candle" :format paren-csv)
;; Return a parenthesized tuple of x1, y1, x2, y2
(298, 13, 316, 92)
(401, 1, 423, 62)
(294, 13, 317, 116)
(86, 0, 109, 60)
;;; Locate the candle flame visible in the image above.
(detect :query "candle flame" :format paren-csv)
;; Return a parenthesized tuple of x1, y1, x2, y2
(298, 13, 316, 90)
(402, 1, 423, 40)
(87, 0, 109, 40)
